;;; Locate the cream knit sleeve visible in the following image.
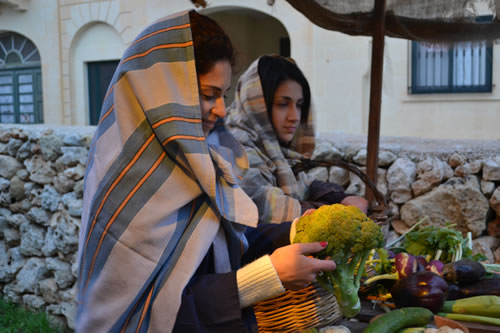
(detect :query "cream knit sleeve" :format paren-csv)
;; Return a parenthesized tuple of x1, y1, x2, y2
(236, 255, 285, 309)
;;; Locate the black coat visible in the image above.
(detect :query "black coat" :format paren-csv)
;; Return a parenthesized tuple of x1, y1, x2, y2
(173, 222, 291, 333)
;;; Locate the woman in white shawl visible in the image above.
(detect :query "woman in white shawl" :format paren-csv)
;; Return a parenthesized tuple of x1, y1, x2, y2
(226, 55, 368, 225)
(77, 11, 336, 333)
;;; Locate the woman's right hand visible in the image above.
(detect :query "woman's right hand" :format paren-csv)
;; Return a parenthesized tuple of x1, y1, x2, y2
(270, 242, 336, 290)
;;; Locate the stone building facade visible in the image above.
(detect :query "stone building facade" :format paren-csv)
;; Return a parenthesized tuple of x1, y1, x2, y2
(0, 0, 499, 140)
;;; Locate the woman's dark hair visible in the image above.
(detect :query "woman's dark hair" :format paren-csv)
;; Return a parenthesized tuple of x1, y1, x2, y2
(257, 55, 311, 124)
(189, 11, 235, 75)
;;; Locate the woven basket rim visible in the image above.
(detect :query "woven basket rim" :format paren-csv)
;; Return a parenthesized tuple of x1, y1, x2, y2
(254, 282, 342, 332)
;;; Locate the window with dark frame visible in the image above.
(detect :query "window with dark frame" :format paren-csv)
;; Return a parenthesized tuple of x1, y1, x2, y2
(0, 32, 43, 123)
(410, 16, 493, 94)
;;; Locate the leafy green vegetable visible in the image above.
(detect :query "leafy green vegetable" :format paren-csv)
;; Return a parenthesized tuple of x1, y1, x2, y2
(400, 223, 486, 263)
(373, 248, 393, 274)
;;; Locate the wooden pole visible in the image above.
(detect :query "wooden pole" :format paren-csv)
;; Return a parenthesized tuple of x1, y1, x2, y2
(365, 0, 387, 203)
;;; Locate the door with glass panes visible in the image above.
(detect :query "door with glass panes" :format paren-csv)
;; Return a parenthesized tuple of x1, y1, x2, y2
(0, 68, 43, 123)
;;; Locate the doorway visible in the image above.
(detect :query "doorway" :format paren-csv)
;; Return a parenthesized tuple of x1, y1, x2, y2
(87, 60, 119, 125)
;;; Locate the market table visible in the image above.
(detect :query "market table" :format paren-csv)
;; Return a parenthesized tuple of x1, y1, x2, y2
(335, 301, 500, 333)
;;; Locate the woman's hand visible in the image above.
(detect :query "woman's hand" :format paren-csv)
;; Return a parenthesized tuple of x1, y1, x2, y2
(340, 196, 369, 214)
(270, 242, 336, 290)
(302, 208, 316, 216)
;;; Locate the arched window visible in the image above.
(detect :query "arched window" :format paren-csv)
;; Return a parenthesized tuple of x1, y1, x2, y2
(0, 32, 43, 123)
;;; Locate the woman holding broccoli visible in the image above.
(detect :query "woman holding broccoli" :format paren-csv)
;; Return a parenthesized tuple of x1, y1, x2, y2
(225, 55, 368, 224)
(76, 11, 336, 333)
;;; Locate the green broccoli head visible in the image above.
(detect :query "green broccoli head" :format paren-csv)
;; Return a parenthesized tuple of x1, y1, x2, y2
(292, 203, 384, 317)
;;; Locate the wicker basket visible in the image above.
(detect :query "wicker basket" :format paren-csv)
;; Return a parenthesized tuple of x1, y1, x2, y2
(254, 282, 341, 332)
(254, 159, 392, 332)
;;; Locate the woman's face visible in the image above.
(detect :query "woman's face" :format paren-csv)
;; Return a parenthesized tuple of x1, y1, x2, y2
(198, 60, 232, 137)
(271, 80, 303, 144)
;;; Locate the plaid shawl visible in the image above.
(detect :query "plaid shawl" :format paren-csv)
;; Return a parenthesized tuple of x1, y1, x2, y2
(77, 11, 257, 333)
(225, 57, 315, 224)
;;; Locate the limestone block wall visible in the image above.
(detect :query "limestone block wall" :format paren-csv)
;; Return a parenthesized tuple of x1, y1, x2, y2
(0, 125, 498, 331)
(315, 132, 500, 261)
(0, 125, 93, 330)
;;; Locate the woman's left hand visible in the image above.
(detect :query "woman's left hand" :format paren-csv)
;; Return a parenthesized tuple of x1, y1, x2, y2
(340, 196, 368, 214)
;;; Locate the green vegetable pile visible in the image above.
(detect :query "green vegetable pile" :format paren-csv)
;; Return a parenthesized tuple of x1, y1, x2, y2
(399, 223, 485, 263)
(292, 204, 384, 317)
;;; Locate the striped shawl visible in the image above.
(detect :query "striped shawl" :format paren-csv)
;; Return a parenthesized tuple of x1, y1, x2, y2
(225, 57, 315, 224)
(77, 11, 257, 333)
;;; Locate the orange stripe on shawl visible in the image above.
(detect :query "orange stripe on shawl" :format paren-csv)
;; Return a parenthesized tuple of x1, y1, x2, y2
(130, 23, 191, 47)
(99, 23, 191, 111)
(122, 41, 193, 64)
(84, 151, 167, 293)
(104, 83, 116, 101)
(80, 133, 156, 285)
(152, 116, 201, 129)
(135, 286, 155, 333)
(162, 135, 205, 145)
(99, 104, 115, 125)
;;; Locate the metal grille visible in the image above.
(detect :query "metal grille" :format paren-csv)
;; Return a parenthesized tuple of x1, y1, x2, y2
(411, 40, 493, 93)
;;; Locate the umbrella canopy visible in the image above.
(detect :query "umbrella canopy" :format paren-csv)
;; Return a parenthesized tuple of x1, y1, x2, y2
(286, 0, 500, 42)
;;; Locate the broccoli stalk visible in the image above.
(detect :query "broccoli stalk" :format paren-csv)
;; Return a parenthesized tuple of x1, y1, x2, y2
(317, 250, 371, 317)
(292, 204, 384, 318)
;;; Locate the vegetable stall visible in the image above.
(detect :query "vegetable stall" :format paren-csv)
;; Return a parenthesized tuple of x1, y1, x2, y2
(189, 0, 500, 332)
(292, 207, 500, 332)
(269, 1, 500, 332)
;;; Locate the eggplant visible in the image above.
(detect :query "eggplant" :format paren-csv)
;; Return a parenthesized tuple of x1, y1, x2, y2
(443, 259, 486, 284)
(460, 277, 500, 298)
(446, 282, 461, 300)
(391, 271, 448, 313)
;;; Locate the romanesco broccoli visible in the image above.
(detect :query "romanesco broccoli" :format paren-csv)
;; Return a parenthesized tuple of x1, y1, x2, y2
(292, 204, 384, 317)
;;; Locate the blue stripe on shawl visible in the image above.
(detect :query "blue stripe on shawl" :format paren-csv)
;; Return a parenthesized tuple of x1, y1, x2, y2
(147, 103, 199, 123)
(84, 154, 181, 304)
(109, 199, 209, 332)
(80, 129, 170, 292)
(118, 47, 195, 80)
(81, 119, 158, 244)
(84, 113, 115, 177)
(148, 104, 205, 150)
(216, 176, 235, 222)
(98, 87, 115, 123)
(207, 122, 247, 175)
(82, 141, 169, 279)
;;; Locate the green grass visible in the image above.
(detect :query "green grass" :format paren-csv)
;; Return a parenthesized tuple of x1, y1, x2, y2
(0, 298, 62, 333)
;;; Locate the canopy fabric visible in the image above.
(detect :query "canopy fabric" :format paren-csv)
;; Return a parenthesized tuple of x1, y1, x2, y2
(286, 0, 500, 42)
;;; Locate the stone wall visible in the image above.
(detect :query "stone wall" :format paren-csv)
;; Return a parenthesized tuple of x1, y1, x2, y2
(315, 132, 500, 261)
(0, 126, 499, 331)
(0, 125, 93, 331)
